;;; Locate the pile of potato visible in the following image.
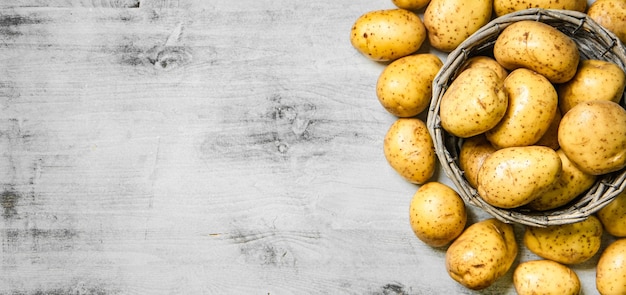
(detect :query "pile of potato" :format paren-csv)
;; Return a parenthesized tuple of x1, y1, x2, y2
(350, 0, 626, 293)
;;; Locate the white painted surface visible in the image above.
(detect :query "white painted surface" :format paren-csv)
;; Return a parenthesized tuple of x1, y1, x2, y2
(0, 0, 612, 294)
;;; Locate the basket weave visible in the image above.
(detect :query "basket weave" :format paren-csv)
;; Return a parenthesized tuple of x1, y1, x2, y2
(427, 8, 626, 227)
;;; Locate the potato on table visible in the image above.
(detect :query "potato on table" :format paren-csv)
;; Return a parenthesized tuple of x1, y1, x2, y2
(513, 260, 581, 295)
(445, 218, 518, 290)
(376, 53, 442, 117)
(424, 0, 492, 52)
(598, 189, 626, 237)
(596, 238, 626, 295)
(391, 0, 430, 10)
(409, 182, 467, 247)
(588, 0, 626, 44)
(383, 118, 436, 184)
(493, 0, 586, 17)
(524, 216, 603, 265)
(350, 9, 426, 61)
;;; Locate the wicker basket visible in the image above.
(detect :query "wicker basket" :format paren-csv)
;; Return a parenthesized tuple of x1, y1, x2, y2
(426, 8, 626, 227)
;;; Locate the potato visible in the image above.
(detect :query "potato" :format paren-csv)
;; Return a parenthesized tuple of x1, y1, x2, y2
(494, 20, 579, 83)
(445, 218, 518, 290)
(424, 0, 492, 52)
(494, 0, 586, 17)
(477, 146, 562, 209)
(459, 56, 509, 81)
(596, 238, 626, 295)
(409, 182, 467, 247)
(439, 67, 508, 138)
(534, 107, 561, 150)
(558, 59, 626, 114)
(513, 260, 581, 295)
(598, 189, 626, 237)
(485, 68, 558, 149)
(376, 54, 443, 117)
(383, 118, 436, 184)
(459, 135, 497, 189)
(558, 100, 626, 175)
(350, 9, 426, 61)
(392, 0, 431, 10)
(588, 0, 626, 44)
(527, 149, 597, 211)
(524, 215, 603, 265)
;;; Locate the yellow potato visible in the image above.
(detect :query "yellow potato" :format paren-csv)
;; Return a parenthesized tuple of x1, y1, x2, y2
(477, 146, 562, 209)
(459, 135, 497, 189)
(383, 118, 436, 184)
(486, 68, 558, 149)
(494, 20, 580, 83)
(534, 107, 561, 150)
(598, 189, 626, 237)
(459, 56, 509, 81)
(588, 0, 626, 44)
(392, 0, 431, 10)
(446, 218, 518, 290)
(409, 182, 467, 247)
(424, 0, 492, 52)
(558, 100, 626, 175)
(558, 59, 626, 114)
(524, 216, 603, 264)
(376, 54, 443, 117)
(596, 238, 626, 295)
(439, 67, 508, 138)
(494, 0, 586, 17)
(350, 9, 426, 61)
(513, 260, 581, 295)
(527, 149, 597, 211)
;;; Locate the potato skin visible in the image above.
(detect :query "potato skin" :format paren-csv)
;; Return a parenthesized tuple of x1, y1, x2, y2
(524, 216, 603, 265)
(376, 54, 443, 117)
(459, 135, 497, 189)
(494, 0, 586, 17)
(558, 59, 626, 114)
(409, 182, 467, 247)
(440, 67, 508, 138)
(383, 118, 436, 184)
(350, 9, 426, 61)
(527, 149, 597, 211)
(485, 68, 558, 149)
(598, 189, 626, 237)
(424, 0, 492, 52)
(513, 260, 581, 295)
(477, 146, 562, 209)
(534, 107, 562, 150)
(588, 0, 626, 44)
(459, 56, 509, 81)
(494, 20, 579, 83)
(445, 218, 518, 290)
(596, 238, 626, 295)
(558, 100, 626, 175)
(392, 0, 431, 10)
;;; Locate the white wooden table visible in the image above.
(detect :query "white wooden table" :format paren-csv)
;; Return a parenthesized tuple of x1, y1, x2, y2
(0, 0, 611, 294)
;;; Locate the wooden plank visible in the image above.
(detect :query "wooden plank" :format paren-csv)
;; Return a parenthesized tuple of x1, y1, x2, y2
(0, 0, 141, 8)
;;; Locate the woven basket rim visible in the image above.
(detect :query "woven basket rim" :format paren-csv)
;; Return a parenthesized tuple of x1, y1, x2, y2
(426, 8, 626, 227)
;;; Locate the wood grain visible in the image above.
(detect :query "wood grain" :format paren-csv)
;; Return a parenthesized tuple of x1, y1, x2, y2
(0, 1, 609, 294)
